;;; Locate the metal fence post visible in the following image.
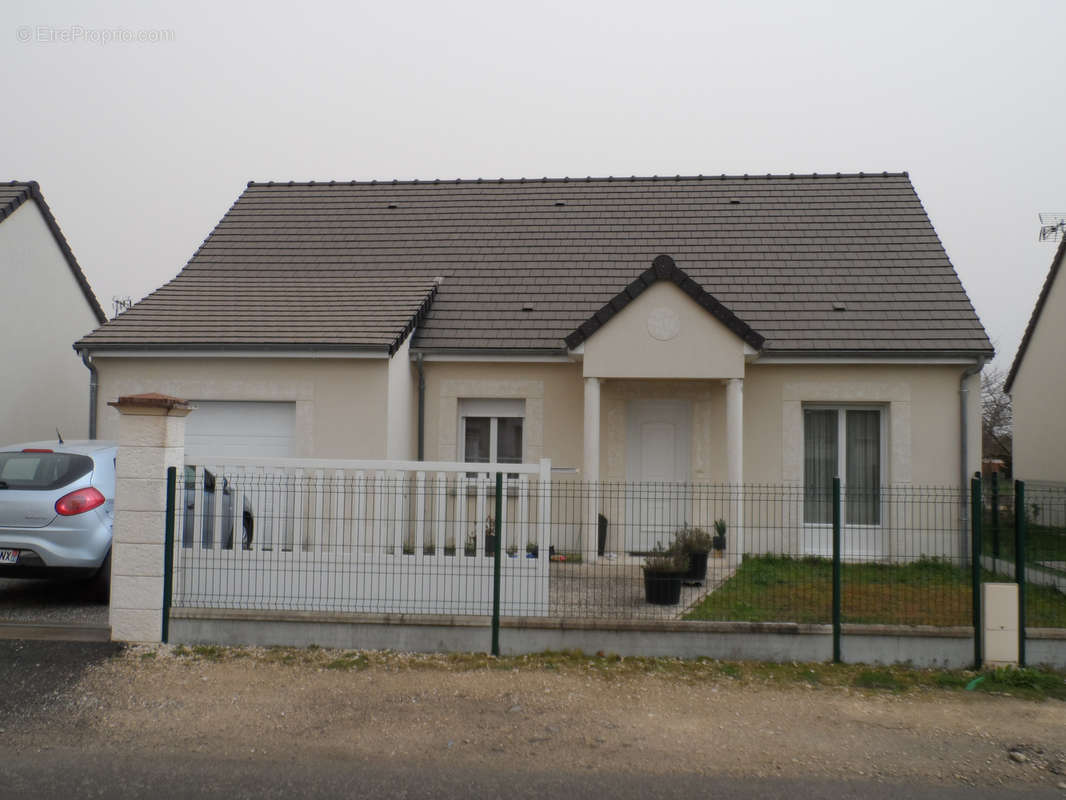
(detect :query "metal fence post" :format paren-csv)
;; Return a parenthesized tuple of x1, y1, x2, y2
(971, 475, 982, 669)
(832, 477, 841, 664)
(1015, 479, 1027, 667)
(990, 471, 1000, 559)
(491, 471, 503, 657)
(162, 466, 177, 644)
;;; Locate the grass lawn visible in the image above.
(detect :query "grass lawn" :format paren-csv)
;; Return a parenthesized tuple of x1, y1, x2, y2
(163, 645, 1066, 701)
(683, 554, 1066, 627)
(982, 518, 1066, 574)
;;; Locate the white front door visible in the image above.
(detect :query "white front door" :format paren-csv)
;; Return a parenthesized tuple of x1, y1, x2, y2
(625, 398, 692, 552)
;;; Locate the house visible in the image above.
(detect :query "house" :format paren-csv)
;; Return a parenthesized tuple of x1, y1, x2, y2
(1005, 235, 1066, 485)
(1, 181, 106, 444)
(75, 173, 993, 557)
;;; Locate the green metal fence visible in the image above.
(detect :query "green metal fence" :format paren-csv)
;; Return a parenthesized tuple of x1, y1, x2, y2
(163, 466, 1066, 641)
(981, 476, 1066, 633)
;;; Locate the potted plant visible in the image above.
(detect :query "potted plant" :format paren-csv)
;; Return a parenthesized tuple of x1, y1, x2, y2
(466, 516, 497, 557)
(526, 541, 539, 558)
(712, 518, 727, 556)
(483, 514, 497, 557)
(642, 544, 687, 605)
(672, 526, 713, 585)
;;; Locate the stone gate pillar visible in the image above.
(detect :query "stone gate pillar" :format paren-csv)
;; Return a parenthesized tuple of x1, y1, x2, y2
(107, 393, 190, 643)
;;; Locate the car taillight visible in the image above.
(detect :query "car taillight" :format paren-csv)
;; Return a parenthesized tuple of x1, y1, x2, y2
(55, 487, 106, 516)
(22, 448, 53, 453)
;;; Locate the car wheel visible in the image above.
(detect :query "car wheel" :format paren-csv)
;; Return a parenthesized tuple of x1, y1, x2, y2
(92, 550, 111, 603)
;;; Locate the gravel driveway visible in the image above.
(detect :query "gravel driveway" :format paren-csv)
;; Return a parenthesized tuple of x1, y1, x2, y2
(0, 577, 108, 626)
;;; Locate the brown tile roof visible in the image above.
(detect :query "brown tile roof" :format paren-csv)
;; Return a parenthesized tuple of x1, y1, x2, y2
(2, 181, 106, 324)
(77, 173, 993, 356)
(1005, 235, 1066, 392)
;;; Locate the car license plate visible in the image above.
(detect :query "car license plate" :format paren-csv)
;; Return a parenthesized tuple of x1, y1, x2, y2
(0, 549, 18, 565)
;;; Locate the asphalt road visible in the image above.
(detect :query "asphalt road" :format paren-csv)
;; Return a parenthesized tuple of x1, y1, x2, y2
(0, 639, 122, 724)
(0, 748, 1063, 800)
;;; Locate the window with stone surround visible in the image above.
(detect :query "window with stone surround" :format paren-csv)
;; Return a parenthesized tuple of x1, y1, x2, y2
(459, 398, 525, 469)
(804, 405, 883, 525)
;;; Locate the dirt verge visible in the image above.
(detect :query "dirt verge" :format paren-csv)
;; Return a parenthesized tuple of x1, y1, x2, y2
(10, 646, 1066, 791)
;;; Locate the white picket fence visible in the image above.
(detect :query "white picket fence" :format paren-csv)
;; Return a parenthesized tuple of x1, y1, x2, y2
(173, 457, 552, 617)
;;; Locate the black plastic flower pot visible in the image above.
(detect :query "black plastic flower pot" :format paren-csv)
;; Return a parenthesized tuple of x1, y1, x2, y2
(684, 551, 709, 585)
(643, 570, 683, 605)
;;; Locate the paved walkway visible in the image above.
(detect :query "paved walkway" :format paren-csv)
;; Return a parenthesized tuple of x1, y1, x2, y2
(549, 555, 737, 619)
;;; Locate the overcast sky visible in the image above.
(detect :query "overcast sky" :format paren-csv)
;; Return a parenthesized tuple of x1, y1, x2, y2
(4, 0, 1064, 370)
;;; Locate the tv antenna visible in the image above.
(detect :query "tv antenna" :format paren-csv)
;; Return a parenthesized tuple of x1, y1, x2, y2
(1039, 213, 1066, 242)
(112, 296, 133, 317)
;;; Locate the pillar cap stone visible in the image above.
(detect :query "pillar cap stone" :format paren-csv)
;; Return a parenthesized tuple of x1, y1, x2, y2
(108, 393, 191, 416)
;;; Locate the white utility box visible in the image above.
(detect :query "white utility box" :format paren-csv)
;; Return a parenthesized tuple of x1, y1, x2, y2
(982, 582, 1019, 667)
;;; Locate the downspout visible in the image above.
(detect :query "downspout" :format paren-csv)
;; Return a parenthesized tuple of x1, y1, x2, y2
(79, 350, 99, 440)
(959, 356, 987, 557)
(416, 352, 425, 461)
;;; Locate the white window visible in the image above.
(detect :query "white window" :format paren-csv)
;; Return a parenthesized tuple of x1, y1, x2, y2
(803, 406, 883, 526)
(459, 399, 525, 468)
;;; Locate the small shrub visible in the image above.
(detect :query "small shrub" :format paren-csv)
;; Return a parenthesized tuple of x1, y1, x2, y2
(643, 543, 687, 573)
(853, 668, 905, 691)
(984, 666, 1066, 699)
(672, 526, 714, 555)
(325, 654, 370, 671)
(719, 663, 742, 679)
(933, 672, 969, 689)
(191, 644, 225, 662)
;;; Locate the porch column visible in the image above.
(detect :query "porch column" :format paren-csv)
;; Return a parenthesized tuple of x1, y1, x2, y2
(725, 378, 744, 560)
(583, 377, 602, 563)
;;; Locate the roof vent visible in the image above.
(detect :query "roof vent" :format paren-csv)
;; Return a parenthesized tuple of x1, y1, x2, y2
(521, 303, 535, 312)
(729, 199, 741, 205)
(554, 201, 566, 207)
(832, 302, 847, 312)
(387, 203, 398, 209)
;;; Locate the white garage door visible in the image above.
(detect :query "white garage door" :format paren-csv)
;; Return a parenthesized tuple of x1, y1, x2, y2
(185, 401, 296, 462)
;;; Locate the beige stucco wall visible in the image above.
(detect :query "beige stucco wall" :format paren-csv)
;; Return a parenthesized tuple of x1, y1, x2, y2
(95, 353, 978, 488)
(582, 281, 746, 379)
(421, 360, 977, 555)
(93, 356, 390, 458)
(0, 201, 100, 444)
(744, 363, 977, 487)
(421, 360, 977, 488)
(421, 361, 584, 468)
(1011, 251, 1066, 482)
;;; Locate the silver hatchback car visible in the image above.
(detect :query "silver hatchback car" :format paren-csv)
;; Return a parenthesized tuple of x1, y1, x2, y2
(0, 440, 117, 596)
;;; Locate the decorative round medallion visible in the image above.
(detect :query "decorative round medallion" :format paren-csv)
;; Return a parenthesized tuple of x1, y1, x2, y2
(647, 307, 681, 341)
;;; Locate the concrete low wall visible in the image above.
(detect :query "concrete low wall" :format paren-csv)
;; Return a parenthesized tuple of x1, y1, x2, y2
(1027, 628, 1066, 668)
(168, 609, 1066, 669)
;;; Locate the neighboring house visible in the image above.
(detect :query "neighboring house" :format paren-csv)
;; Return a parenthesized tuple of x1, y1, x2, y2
(1005, 236, 1066, 484)
(76, 173, 992, 556)
(1, 181, 106, 444)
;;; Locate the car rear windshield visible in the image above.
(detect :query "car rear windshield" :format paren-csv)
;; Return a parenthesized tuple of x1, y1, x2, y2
(0, 452, 94, 491)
